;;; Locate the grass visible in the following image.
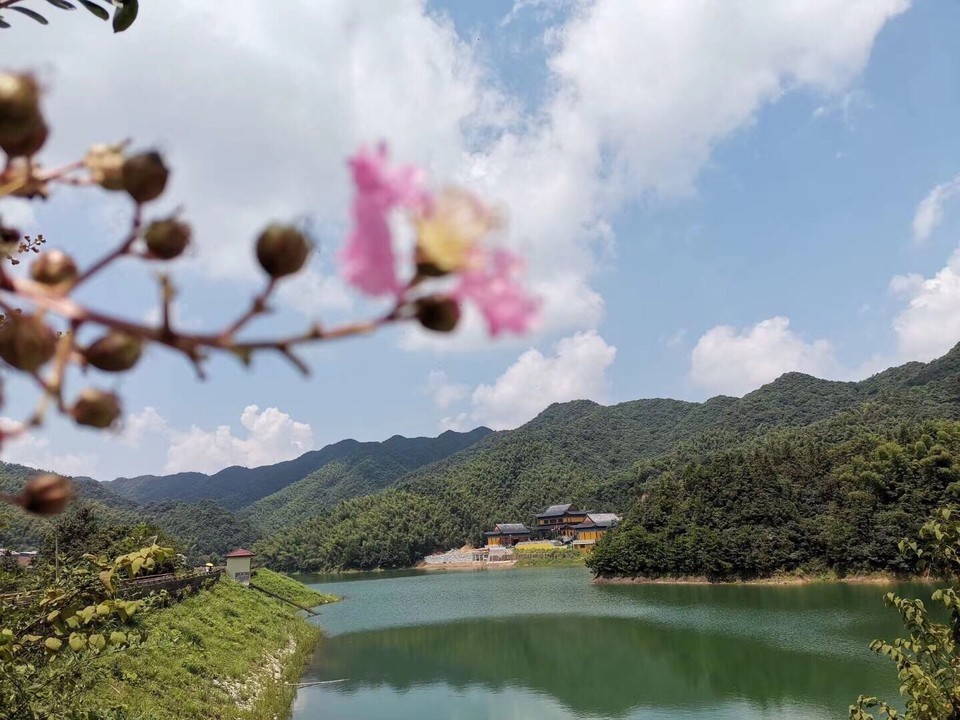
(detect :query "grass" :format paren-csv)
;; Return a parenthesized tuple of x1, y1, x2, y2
(250, 568, 337, 608)
(77, 570, 337, 720)
(514, 547, 586, 567)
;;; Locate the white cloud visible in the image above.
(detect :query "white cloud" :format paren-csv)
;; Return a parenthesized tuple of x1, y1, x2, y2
(465, 330, 616, 430)
(689, 317, 838, 396)
(424, 370, 469, 410)
(912, 175, 960, 244)
(163, 405, 314, 474)
(117, 406, 168, 448)
(890, 247, 960, 361)
(0, 0, 906, 355)
(0, 419, 98, 477)
(665, 329, 687, 350)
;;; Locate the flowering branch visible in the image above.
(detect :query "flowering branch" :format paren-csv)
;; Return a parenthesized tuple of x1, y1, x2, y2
(0, 70, 540, 517)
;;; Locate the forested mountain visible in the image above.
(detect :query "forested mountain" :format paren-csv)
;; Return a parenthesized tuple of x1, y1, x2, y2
(106, 427, 491, 510)
(243, 427, 492, 534)
(257, 343, 960, 572)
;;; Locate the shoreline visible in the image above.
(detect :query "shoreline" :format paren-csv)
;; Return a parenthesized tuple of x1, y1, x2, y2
(592, 572, 934, 586)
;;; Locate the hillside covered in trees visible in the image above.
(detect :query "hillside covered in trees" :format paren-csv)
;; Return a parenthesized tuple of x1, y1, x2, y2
(256, 343, 960, 572)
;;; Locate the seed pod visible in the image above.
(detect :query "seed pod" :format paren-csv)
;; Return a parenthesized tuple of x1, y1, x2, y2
(30, 250, 78, 289)
(17, 474, 74, 516)
(415, 296, 460, 333)
(84, 332, 142, 372)
(1, 118, 47, 158)
(70, 388, 122, 429)
(84, 143, 126, 191)
(121, 151, 169, 204)
(0, 73, 43, 157)
(255, 224, 310, 278)
(0, 313, 57, 371)
(144, 219, 190, 260)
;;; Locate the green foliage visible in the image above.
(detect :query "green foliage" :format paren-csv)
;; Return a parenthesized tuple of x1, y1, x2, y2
(0, 542, 176, 719)
(0, 0, 139, 32)
(588, 419, 960, 580)
(256, 491, 465, 571)
(145, 499, 257, 564)
(75, 570, 325, 720)
(259, 343, 960, 572)
(850, 506, 960, 719)
(249, 568, 336, 608)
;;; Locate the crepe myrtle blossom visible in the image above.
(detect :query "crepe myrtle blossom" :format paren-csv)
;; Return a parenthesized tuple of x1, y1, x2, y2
(338, 143, 428, 297)
(339, 142, 539, 337)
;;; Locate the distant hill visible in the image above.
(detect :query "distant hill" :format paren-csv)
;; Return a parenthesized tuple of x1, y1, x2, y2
(243, 427, 493, 534)
(257, 343, 960, 571)
(106, 427, 492, 512)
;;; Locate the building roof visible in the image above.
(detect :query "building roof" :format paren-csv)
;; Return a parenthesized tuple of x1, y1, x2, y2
(572, 514, 620, 530)
(225, 548, 255, 558)
(536, 504, 581, 518)
(484, 523, 531, 536)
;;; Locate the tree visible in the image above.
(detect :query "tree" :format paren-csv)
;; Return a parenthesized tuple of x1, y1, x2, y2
(851, 506, 960, 719)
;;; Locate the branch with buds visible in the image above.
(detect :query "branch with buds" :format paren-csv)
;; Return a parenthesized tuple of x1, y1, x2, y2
(0, 70, 540, 517)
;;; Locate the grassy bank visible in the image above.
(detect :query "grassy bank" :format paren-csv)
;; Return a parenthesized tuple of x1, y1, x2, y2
(79, 569, 337, 720)
(514, 548, 586, 568)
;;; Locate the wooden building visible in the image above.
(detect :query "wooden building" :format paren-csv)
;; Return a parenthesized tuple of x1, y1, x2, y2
(483, 523, 532, 547)
(571, 513, 621, 552)
(534, 504, 588, 538)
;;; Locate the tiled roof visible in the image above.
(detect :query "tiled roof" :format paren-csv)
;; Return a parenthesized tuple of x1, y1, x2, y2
(537, 504, 577, 517)
(586, 513, 620, 527)
(484, 523, 531, 536)
(224, 548, 255, 558)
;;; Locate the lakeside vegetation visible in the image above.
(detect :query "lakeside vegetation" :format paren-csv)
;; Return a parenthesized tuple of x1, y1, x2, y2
(76, 569, 333, 720)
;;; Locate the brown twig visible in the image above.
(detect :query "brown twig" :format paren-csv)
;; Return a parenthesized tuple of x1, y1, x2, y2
(72, 205, 142, 288)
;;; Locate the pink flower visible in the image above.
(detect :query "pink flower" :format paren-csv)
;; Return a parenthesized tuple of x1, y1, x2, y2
(455, 249, 540, 337)
(339, 143, 428, 297)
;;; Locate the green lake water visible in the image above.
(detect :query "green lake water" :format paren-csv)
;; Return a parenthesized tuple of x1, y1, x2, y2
(293, 567, 918, 720)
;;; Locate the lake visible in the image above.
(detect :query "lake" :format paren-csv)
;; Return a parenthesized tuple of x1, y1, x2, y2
(292, 567, 916, 720)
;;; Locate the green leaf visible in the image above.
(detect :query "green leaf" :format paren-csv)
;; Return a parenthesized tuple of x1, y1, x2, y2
(99, 570, 114, 594)
(44, 637, 62, 651)
(111, 0, 136, 32)
(11, 6, 49, 24)
(0, 17, 10, 29)
(109, 631, 126, 646)
(68, 634, 86, 652)
(131, 557, 143, 576)
(88, 633, 106, 651)
(44, 0, 76, 9)
(78, 0, 108, 20)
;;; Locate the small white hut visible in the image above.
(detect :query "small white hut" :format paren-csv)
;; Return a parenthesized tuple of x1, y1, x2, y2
(224, 548, 254, 585)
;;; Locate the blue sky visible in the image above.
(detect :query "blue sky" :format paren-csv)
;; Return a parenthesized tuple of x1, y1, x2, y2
(1, 0, 958, 480)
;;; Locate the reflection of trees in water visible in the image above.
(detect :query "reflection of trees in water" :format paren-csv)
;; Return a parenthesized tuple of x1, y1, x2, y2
(305, 614, 893, 718)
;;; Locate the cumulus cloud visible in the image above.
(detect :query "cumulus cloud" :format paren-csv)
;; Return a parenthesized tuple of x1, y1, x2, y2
(0, 419, 98, 477)
(445, 330, 617, 430)
(689, 317, 838, 396)
(163, 405, 314, 474)
(913, 175, 960, 244)
(1, 0, 906, 354)
(117, 406, 168, 448)
(424, 370, 470, 410)
(890, 248, 960, 361)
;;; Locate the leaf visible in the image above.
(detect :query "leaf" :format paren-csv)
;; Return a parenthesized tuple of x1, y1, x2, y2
(88, 633, 106, 651)
(78, 0, 108, 20)
(111, 0, 136, 32)
(131, 557, 143, 576)
(99, 570, 114, 594)
(109, 631, 126, 646)
(0, 17, 10, 29)
(44, 0, 76, 9)
(68, 634, 86, 652)
(10, 6, 49, 23)
(44, 637, 62, 651)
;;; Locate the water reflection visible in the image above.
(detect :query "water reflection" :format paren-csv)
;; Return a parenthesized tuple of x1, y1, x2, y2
(294, 569, 911, 720)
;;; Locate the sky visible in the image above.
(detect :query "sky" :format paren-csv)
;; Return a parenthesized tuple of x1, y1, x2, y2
(0, 0, 959, 481)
